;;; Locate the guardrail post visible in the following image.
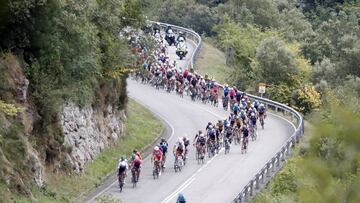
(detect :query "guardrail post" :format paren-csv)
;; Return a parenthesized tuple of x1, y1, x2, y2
(249, 181, 254, 196)
(281, 148, 286, 161)
(244, 187, 249, 202)
(286, 143, 291, 156)
(276, 153, 281, 167)
(272, 158, 276, 173)
(237, 194, 241, 203)
(266, 163, 271, 177)
(261, 170, 265, 184)
(255, 175, 260, 189)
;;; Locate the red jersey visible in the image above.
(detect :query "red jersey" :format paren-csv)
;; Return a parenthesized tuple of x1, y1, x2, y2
(153, 150, 163, 161)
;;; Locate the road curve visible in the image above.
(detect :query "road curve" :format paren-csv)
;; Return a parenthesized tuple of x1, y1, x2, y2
(88, 40, 295, 203)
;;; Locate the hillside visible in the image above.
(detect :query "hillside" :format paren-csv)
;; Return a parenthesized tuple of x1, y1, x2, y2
(0, 0, 148, 201)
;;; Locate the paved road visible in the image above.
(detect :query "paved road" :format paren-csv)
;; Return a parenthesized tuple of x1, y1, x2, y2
(88, 40, 295, 203)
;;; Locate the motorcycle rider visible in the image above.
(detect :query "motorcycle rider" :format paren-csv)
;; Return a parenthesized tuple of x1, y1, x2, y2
(176, 38, 188, 59)
(177, 31, 186, 42)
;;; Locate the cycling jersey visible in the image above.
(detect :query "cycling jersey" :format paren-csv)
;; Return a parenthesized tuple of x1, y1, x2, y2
(160, 142, 168, 154)
(133, 157, 141, 168)
(197, 135, 206, 145)
(153, 150, 163, 161)
(242, 128, 249, 137)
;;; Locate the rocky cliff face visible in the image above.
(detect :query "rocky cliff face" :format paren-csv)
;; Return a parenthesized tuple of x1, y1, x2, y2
(1, 53, 127, 198)
(61, 103, 126, 174)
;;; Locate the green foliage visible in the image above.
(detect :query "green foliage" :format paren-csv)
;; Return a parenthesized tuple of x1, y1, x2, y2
(254, 37, 299, 85)
(95, 194, 122, 203)
(269, 159, 298, 196)
(266, 84, 294, 105)
(254, 100, 360, 202)
(0, 100, 24, 116)
(292, 84, 321, 114)
(145, 0, 218, 35)
(0, 0, 145, 165)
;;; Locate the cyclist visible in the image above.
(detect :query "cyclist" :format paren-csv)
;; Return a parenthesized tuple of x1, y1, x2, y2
(258, 103, 267, 119)
(224, 123, 233, 144)
(173, 137, 185, 161)
(216, 120, 224, 133)
(183, 136, 190, 159)
(249, 112, 257, 128)
(117, 157, 129, 183)
(233, 102, 240, 115)
(207, 125, 217, 145)
(241, 124, 249, 149)
(159, 138, 168, 167)
(151, 146, 163, 175)
(130, 154, 142, 182)
(176, 193, 186, 203)
(193, 130, 207, 157)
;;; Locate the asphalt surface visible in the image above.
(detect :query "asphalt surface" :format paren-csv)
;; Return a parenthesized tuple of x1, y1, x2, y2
(87, 39, 295, 203)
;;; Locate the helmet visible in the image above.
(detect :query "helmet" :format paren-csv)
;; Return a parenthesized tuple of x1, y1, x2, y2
(251, 113, 256, 117)
(260, 103, 265, 107)
(178, 137, 183, 143)
(154, 146, 159, 151)
(226, 123, 230, 127)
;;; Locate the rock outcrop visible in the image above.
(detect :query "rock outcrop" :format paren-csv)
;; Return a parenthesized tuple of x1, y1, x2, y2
(61, 103, 125, 173)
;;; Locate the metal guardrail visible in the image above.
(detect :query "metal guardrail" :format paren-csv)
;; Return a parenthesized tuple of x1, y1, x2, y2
(152, 21, 304, 203)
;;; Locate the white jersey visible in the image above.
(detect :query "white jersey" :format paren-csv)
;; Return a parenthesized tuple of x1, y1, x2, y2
(175, 140, 185, 149)
(118, 160, 129, 170)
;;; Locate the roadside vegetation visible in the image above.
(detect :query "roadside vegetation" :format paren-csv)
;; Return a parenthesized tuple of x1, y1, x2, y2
(0, 99, 164, 202)
(195, 40, 229, 85)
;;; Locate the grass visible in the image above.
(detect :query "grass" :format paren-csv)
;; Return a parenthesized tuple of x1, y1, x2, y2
(194, 40, 229, 84)
(3, 98, 164, 203)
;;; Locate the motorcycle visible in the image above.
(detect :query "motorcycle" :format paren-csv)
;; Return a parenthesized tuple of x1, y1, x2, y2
(165, 32, 176, 46)
(176, 49, 187, 60)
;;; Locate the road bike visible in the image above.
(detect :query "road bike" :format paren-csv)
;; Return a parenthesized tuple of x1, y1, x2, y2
(233, 127, 241, 145)
(224, 137, 231, 154)
(195, 144, 205, 164)
(118, 172, 126, 192)
(131, 167, 140, 188)
(241, 136, 248, 154)
(250, 124, 257, 141)
(174, 154, 184, 172)
(153, 160, 161, 179)
(207, 140, 216, 158)
(259, 115, 265, 129)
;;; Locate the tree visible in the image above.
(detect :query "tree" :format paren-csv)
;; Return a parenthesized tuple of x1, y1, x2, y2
(254, 37, 299, 85)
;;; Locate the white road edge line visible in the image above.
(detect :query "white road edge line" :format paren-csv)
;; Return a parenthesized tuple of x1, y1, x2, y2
(268, 112, 296, 130)
(86, 96, 175, 203)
